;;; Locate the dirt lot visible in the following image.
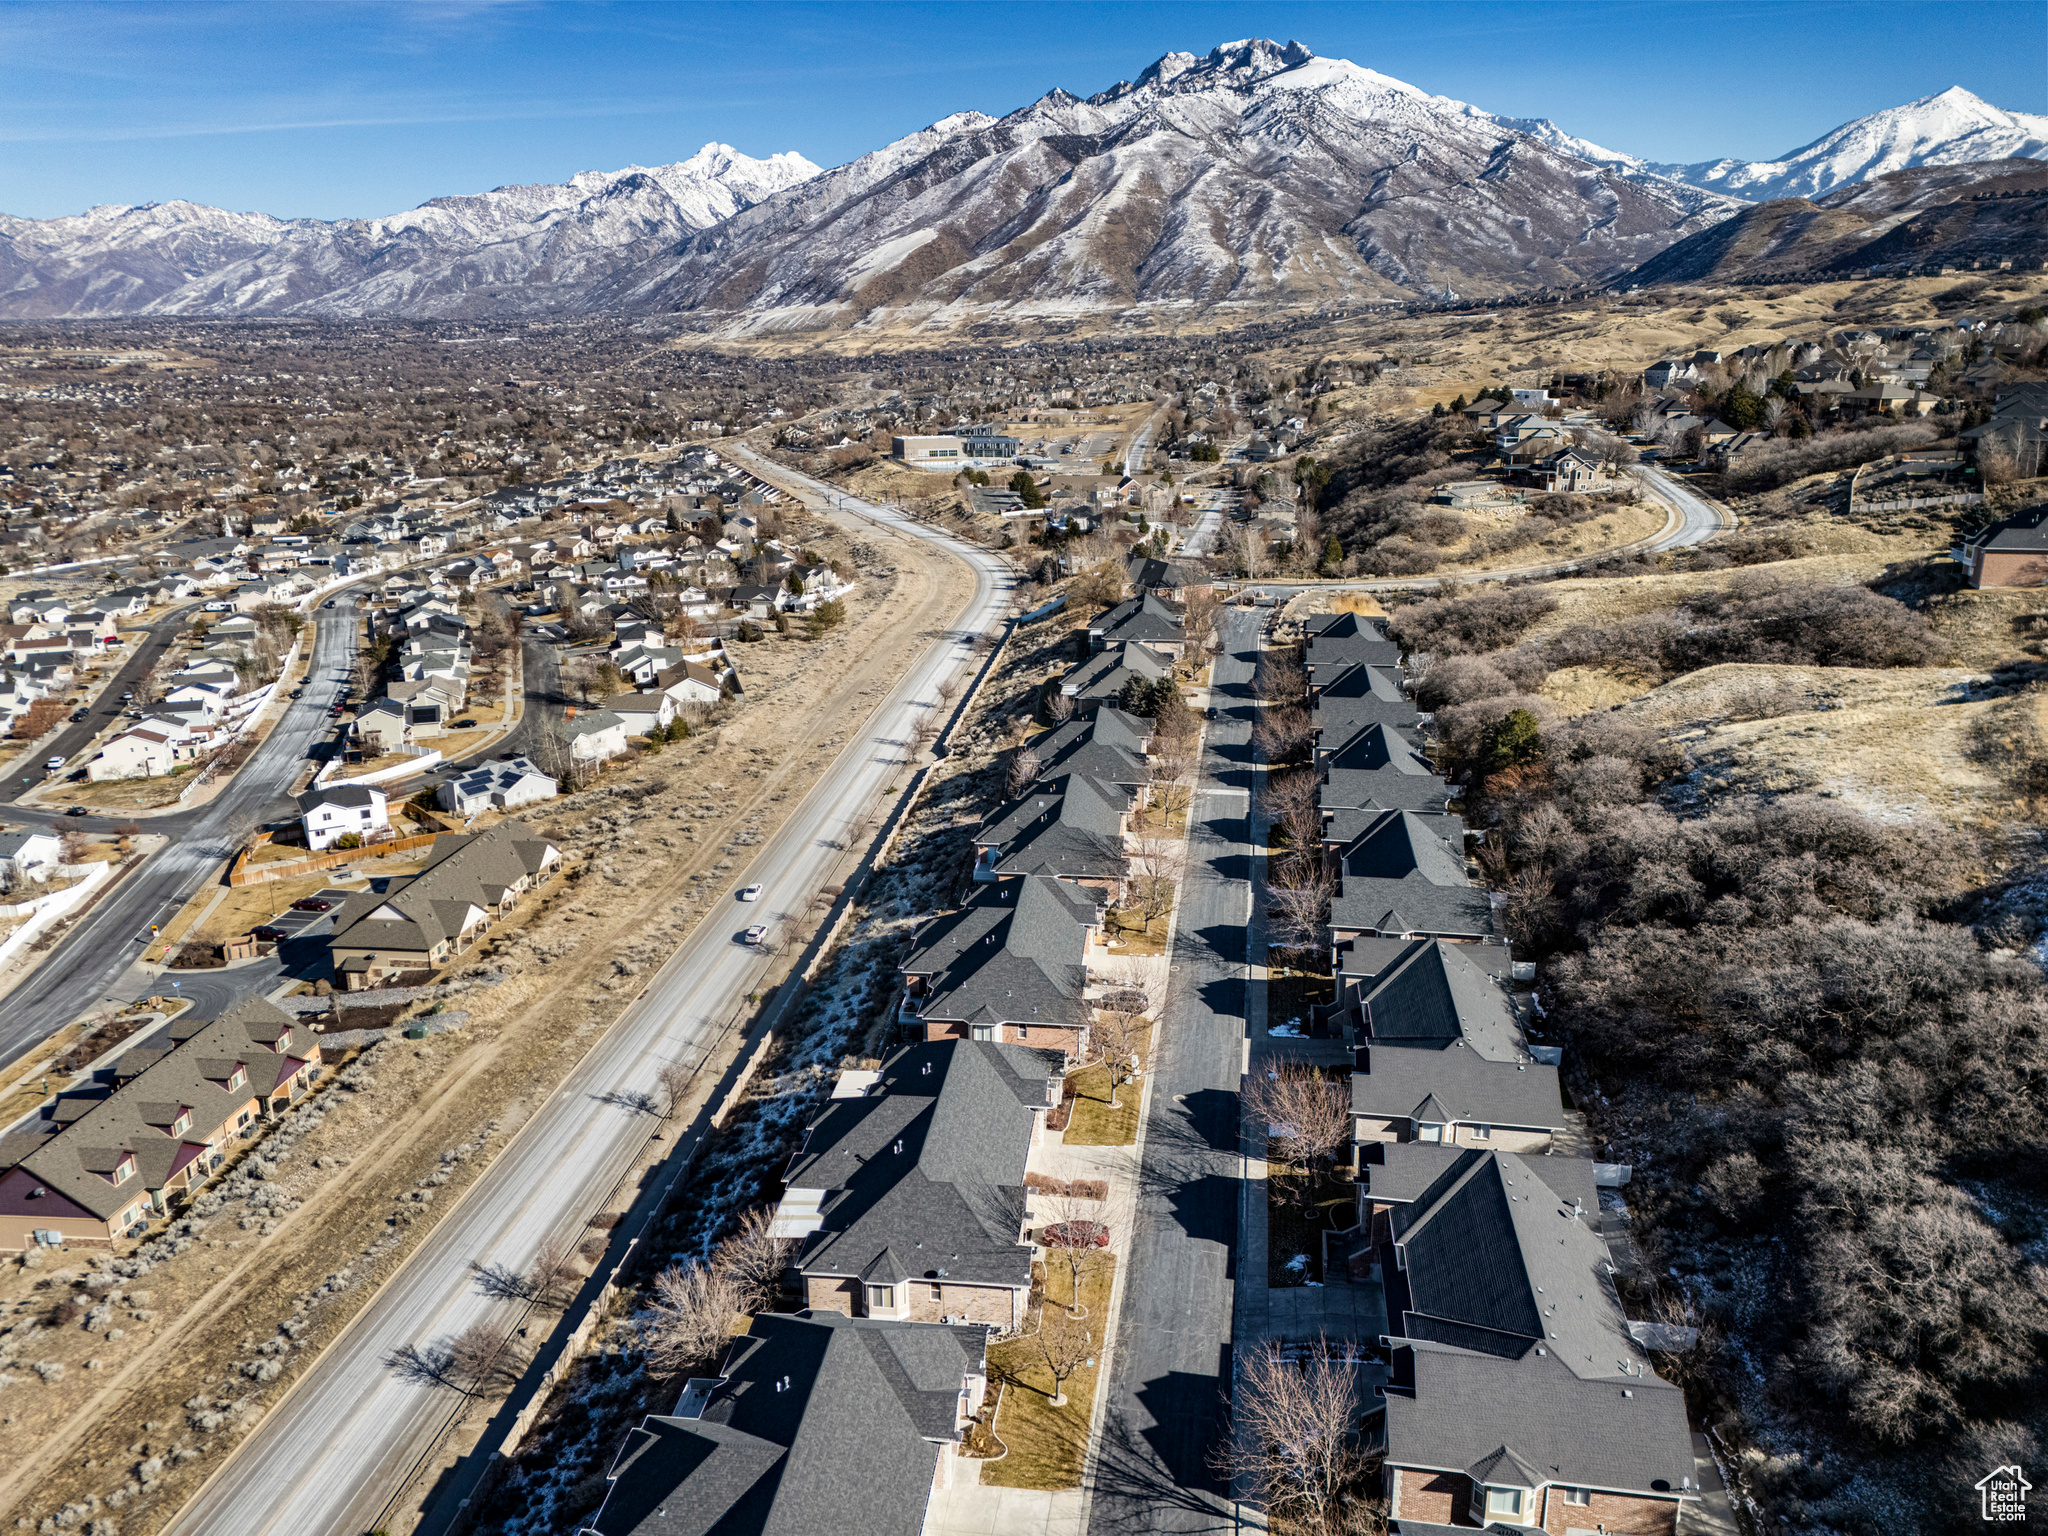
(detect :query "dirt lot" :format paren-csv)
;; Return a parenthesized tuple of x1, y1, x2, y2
(0, 503, 987, 1536)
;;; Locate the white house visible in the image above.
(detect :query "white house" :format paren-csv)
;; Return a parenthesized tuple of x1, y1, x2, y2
(566, 709, 630, 763)
(437, 757, 558, 817)
(0, 828, 65, 885)
(297, 783, 391, 851)
(87, 728, 184, 781)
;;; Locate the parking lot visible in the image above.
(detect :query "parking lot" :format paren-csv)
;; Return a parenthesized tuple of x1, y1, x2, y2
(250, 887, 355, 942)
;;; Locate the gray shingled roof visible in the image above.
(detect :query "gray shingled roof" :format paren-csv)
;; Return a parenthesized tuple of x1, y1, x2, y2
(784, 1041, 1062, 1291)
(587, 1311, 986, 1536)
(978, 776, 1130, 881)
(1061, 642, 1170, 704)
(1, 996, 310, 1223)
(1311, 662, 1409, 703)
(1088, 593, 1186, 647)
(1353, 1041, 1562, 1133)
(1355, 939, 1523, 1062)
(903, 876, 1100, 1030)
(1330, 812, 1496, 941)
(327, 823, 558, 959)
(1384, 1342, 1695, 1502)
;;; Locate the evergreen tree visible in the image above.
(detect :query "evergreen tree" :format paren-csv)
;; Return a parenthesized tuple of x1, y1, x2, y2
(1483, 708, 1544, 773)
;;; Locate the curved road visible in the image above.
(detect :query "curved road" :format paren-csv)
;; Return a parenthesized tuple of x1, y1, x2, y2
(1238, 462, 1732, 599)
(164, 453, 1014, 1536)
(0, 600, 363, 1069)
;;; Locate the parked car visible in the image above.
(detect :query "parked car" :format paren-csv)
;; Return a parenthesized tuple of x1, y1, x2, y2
(69, 709, 88, 722)
(452, 718, 477, 729)
(121, 691, 134, 701)
(45, 756, 66, 772)
(289, 687, 304, 699)
(1041, 1220, 1110, 1249)
(290, 898, 333, 912)
(738, 884, 763, 902)
(742, 923, 769, 946)
(64, 806, 88, 817)
(251, 925, 288, 942)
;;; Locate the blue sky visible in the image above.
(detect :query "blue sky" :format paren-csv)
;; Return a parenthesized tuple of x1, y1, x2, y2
(2, 0, 2041, 220)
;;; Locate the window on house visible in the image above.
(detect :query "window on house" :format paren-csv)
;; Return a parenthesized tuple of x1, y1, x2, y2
(113, 1158, 133, 1184)
(1483, 1487, 1524, 1518)
(171, 1111, 191, 1136)
(1472, 1124, 1492, 1140)
(971, 1025, 995, 1042)
(1563, 1487, 1591, 1506)
(930, 1282, 943, 1301)
(865, 1284, 895, 1313)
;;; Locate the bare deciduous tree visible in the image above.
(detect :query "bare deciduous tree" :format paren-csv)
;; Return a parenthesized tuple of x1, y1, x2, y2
(1045, 690, 1077, 723)
(1006, 746, 1043, 800)
(1253, 703, 1315, 765)
(1125, 834, 1186, 927)
(1147, 725, 1199, 817)
(1242, 1063, 1351, 1211)
(713, 1206, 794, 1315)
(528, 1237, 578, 1309)
(645, 1261, 742, 1378)
(389, 1320, 524, 1397)
(1266, 862, 1334, 960)
(1218, 1334, 1382, 1536)
(1033, 1313, 1094, 1408)
(656, 1059, 694, 1119)
(1179, 586, 1222, 656)
(1263, 767, 1325, 859)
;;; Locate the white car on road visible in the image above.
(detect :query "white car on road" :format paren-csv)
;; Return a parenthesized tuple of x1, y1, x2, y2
(738, 884, 763, 902)
(742, 923, 770, 946)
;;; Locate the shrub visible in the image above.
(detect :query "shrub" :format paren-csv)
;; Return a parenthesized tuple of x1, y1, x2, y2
(1388, 588, 1559, 655)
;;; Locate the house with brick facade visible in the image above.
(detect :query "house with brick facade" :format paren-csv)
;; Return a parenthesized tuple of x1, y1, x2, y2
(1372, 1148, 1698, 1533)
(585, 1311, 989, 1536)
(899, 875, 1104, 1057)
(0, 997, 318, 1253)
(770, 1041, 1062, 1333)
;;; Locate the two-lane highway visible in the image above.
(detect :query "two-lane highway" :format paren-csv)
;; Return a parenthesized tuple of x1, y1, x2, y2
(164, 454, 1014, 1536)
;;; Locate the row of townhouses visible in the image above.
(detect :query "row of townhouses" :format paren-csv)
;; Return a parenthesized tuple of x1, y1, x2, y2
(1295, 611, 1702, 1533)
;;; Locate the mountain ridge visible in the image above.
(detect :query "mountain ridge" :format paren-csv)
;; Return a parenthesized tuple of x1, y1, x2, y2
(1, 49, 2040, 324)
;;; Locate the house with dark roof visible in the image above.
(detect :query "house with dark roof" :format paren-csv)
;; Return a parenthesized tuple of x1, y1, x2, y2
(1954, 503, 2048, 589)
(1058, 640, 1173, 713)
(1352, 1032, 1564, 1155)
(1317, 723, 1454, 830)
(1085, 594, 1186, 657)
(0, 997, 319, 1252)
(1328, 811, 1496, 946)
(584, 1311, 988, 1536)
(900, 876, 1103, 1057)
(1304, 612, 1404, 683)
(325, 822, 560, 989)
(1372, 1149, 1698, 1534)
(771, 1041, 1062, 1331)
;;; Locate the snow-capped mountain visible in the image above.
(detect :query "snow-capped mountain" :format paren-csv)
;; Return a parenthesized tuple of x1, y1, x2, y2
(1639, 87, 2048, 202)
(1620, 156, 2048, 287)
(611, 39, 1736, 328)
(0, 143, 820, 319)
(2, 51, 2040, 323)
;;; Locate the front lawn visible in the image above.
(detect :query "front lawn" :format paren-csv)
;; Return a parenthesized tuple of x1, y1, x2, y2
(982, 1254, 1116, 1490)
(1060, 1038, 1148, 1147)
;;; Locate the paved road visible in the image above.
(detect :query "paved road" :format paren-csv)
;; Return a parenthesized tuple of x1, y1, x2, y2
(0, 603, 198, 805)
(162, 456, 1015, 1536)
(1124, 411, 1161, 479)
(1086, 609, 1260, 1536)
(1637, 464, 1734, 549)
(0, 600, 362, 1070)
(1232, 463, 1733, 601)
